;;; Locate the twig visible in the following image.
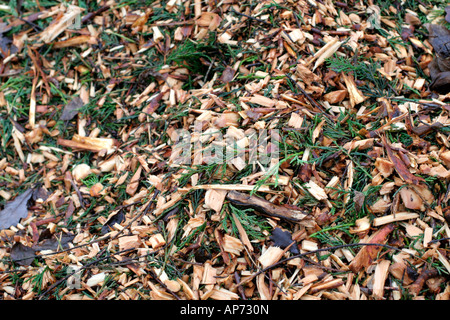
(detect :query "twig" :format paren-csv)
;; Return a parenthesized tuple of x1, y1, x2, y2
(18, 16, 43, 32)
(302, 257, 347, 273)
(69, 179, 85, 209)
(203, 57, 215, 83)
(409, 268, 440, 296)
(149, 270, 181, 300)
(81, 5, 110, 24)
(226, 190, 308, 223)
(37, 245, 166, 299)
(428, 237, 450, 244)
(284, 73, 335, 120)
(95, 189, 159, 258)
(234, 272, 247, 299)
(230, 8, 273, 26)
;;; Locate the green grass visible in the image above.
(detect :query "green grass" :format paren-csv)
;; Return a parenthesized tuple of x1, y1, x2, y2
(310, 222, 353, 247)
(224, 203, 270, 240)
(326, 55, 397, 98)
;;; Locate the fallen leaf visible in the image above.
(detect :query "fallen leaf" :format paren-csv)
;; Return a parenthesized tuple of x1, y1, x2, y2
(429, 66, 450, 93)
(269, 227, 299, 254)
(0, 22, 18, 58)
(32, 232, 75, 251)
(11, 242, 36, 266)
(101, 211, 125, 235)
(32, 185, 49, 202)
(353, 191, 365, 213)
(219, 66, 236, 83)
(428, 24, 450, 59)
(427, 24, 450, 93)
(401, 27, 414, 41)
(59, 96, 84, 121)
(0, 189, 33, 230)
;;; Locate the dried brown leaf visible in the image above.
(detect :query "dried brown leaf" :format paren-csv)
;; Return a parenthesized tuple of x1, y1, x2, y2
(0, 189, 33, 230)
(60, 96, 85, 121)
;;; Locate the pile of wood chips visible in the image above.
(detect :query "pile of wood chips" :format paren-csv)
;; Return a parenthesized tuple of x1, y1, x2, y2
(0, 0, 450, 300)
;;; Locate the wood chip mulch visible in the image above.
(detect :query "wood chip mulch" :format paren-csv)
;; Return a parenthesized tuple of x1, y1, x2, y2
(0, 0, 450, 300)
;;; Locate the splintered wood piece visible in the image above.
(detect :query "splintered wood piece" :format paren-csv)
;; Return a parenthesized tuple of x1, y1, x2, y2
(39, 5, 83, 43)
(288, 112, 304, 129)
(231, 212, 254, 252)
(153, 192, 183, 217)
(373, 212, 420, 226)
(423, 227, 433, 248)
(196, 12, 222, 31)
(226, 190, 308, 222)
(343, 138, 374, 151)
(209, 286, 240, 300)
(256, 274, 272, 300)
(247, 94, 277, 107)
(350, 217, 371, 234)
(375, 158, 395, 178)
(301, 240, 319, 251)
(89, 182, 103, 197)
(381, 134, 425, 185)
(126, 166, 142, 196)
(29, 77, 37, 128)
(309, 278, 345, 294)
(177, 278, 197, 300)
(306, 37, 338, 67)
(201, 262, 217, 285)
(53, 35, 92, 48)
(323, 89, 347, 104)
(214, 229, 230, 265)
(119, 235, 141, 251)
(312, 40, 343, 71)
(222, 234, 245, 256)
(399, 187, 424, 211)
(179, 184, 272, 193)
(148, 281, 176, 300)
(372, 260, 390, 299)
(349, 224, 395, 272)
(258, 246, 285, 268)
(72, 164, 91, 181)
(437, 250, 450, 274)
(288, 29, 305, 43)
(149, 233, 166, 249)
(58, 134, 117, 153)
(304, 180, 328, 201)
(152, 26, 164, 42)
(341, 73, 367, 107)
(204, 189, 227, 213)
(296, 64, 321, 85)
(86, 273, 106, 287)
